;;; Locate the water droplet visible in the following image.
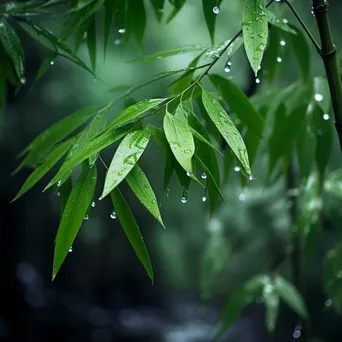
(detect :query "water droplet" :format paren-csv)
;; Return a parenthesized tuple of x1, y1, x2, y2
(280, 40, 286, 46)
(255, 77, 261, 84)
(84, 215, 89, 220)
(186, 171, 192, 177)
(202, 194, 207, 202)
(224, 65, 231, 73)
(249, 175, 254, 180)
(91, 201, 96, 208)
(118, 28, 126, 34)
(234, 166, 241, 172)
(113, 39, 121, 45)
(110, 211, 117, 219)
(166, 188, 170, 197)
(200, 172, 207, 180)
(152, 199, 157, 204)
(57, 180, 62, 187)
(69, 246, 73, 252)
(181, 196, 187, 204)
(20, 77, 26, 85)
(282, 18, 288, 23)
(144, 184, 149, 188)
(293, 330, 301, 339)
(323, 113, 330, 120)
(50, 60, 55, 66)
(275, 0, 282, 2)
(276, 56, 282, 63)
(325, 298, 332, 307)
(213, 6, 220, 14)
(56, 192, 60, 197)
(239, 193, 246, 201)
(315, 93, 323, 102)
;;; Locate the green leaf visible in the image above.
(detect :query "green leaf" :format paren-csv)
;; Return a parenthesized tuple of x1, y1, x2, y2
(313, 76, 331, 114)
(128, 45, 206, 62)
(297, 101, 317, 180)
(202, 89, 252, 177)
(163, 110, 195, 174)
(242, 0, 268, 76)
(108, 98, 166, 130)
(126, 164, 165, 228)
(291, 25, 310, 81)
(150, 0, 165, 22)
(202, 0, 217, 44)
(86, 15, 97, 72)
(103, 0, 115, 56)
(48, 125, 134, 187)
(167, 0, 187, 22)
(59, 176, 72, 216)
(274, 275, 308, 319)
(0, 18, 24, 81)
(129, 0, 146, 48)
(267, 10, 297, 35)
(110, 188, 154, 282)
(53, 163, 97, 279)
(163, 158, 174, 190)
(209, 74, 264, 137)
(189, 127, 222, 155)
(263, 281, 279, 333)
(100, 129, 151, 200)
(32, 55, 56, 89)
(12, 138, 76, 201)
(17, 20, 94, 75)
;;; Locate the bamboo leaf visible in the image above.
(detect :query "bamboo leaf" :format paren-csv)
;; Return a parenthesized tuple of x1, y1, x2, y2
(59, 176, 72, 216)
(0, 18, 24, 81)
(263, 281, 279, 333)
(53, 164, 97, 279)
(291, 25, 310, 81)
(274, 275, 308, 319)
(103, 0, 115, 55)
(12, 138, 76, 201)
(100, 129, 151, 200)
(17, 20, 94, 75)
(150, 0, 165, 22)
(202, 89, 252, 177)
(202, 0, 217, 44)
(108, 98, 166, 130)
(189, 127, 222, 155)
(267, 10, 297, 35)
(86, 15, 97, 72)
(313, 76, 331, 114)
(128, 45, 206, 62)
(126, 164, 165, 228)
(110, 188, 154, 282)
(32, 56, 56, 89)
(163, 110, 195, 174)
(167, 0, 187, 22)
(209, 74, 264, 137)
(242, 0, 268, 75)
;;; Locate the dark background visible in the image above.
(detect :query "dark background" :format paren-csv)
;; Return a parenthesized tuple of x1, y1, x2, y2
(1, 1, 342, 341)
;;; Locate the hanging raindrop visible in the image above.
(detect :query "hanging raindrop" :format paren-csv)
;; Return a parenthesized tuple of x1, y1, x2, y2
(323, 114, 330, 120)
(110, 211, 117, 219)
(181, 196, 187, 204)
(315, 93, 323, 102)
(91, 201, 96, 207)
(69, 246, 73, 252)
(201, 172, 207, 179)
(255, 77, 261, 84)
(276, 56, 282, 63)
(118, 28, 126, 34)
(186, 171, 192, 177)
(234, 166, 241, 172)
(84, 215, 89, 220)
(50, 60, 55, 66)
(280, 40, 286, 46)
(57, 180, 62, 187)
(239, 193, 246, 201)
(20, 77, 26, 85)
(213, 6, 220, 14)
(325, 299, 332, 307)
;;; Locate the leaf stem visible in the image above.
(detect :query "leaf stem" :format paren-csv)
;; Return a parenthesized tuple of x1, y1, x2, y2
(312, 0, 342, 153)
(283, 0, 321, 53)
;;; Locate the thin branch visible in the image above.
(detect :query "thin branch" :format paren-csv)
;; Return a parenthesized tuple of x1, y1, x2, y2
(283, 0, 321, 53)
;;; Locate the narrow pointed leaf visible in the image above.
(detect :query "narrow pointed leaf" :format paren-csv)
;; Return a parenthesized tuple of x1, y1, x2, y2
(263, 283, 279, 333)
(126, 164, 165, 228)
(274, 275, 308, 319)
(108, 98, 166, 130)
(202, 0, 217, 44)
(53, 164, 97, 279)
(189, 127, 222, 155)
(110, 188, 154, 282)
(103, 0, 115, 55)
(313, 76, 331, 114)
(128, 45, 206, 62)
(17, 20, 94, 75)
(86, 15, 97, 72)
(130, 0, 146, 48)
(150, 0, 165, 22)
(166, 0, 187, 22)
(0, 18, 24, 81)
(202, 89, 252, 177)
(47, 125, 134, 189)
(163, 110, 195, 174)
(100, 130, 151, 200)
(59, 176, 72, 216)
(267, 10, 297, 35)
(12, 138, 76, 201)
(209, 74, 264, 137)
(32, 56, 56, 88)
(242, 0, 268, 75)
(291, 25, 310, 81)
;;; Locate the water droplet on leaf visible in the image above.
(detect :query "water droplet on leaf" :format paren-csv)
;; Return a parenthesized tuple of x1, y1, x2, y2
(213, 6, 220, 14)
(69, 246, 73, 252)
(276, 56, 282, 63)
(84, 215, 89, 220)
(91, 201, 96, 208)
(239, 193, 246, 201)
(234, 166, 241, 172)
(280, 40, 286, 46)
(186, 171, 192, 177)
(181, 196, 187, 204)
(110, 211, 117, 219)
(201, 172, 207, 179)
(315, 93, 323, 102)
(118, 28, 126, 34)
(323, 113, 330, 120)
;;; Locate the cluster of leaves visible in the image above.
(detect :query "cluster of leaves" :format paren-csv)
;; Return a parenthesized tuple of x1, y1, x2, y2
(2, 0, 342, 338)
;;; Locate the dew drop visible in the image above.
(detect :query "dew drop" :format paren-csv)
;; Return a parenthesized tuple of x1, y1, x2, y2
(213, 6, 220, 14)
(293, 330, 301, 339)
(57, 180, 62, 187)
(323, 113, 330, 120)
(84, 214, 89, 220)
(91, 201, 96, 208)
(56, 192, 60, 197)
(325, 298, 332, 307)
(239, 193, 246, 201)
(315, 93, 323, 102)
(202, 195, 207, 202)
(186, 171, 192, 177)
(249, 175, 254, 180)
(50, 60, 55, 66)
(276, 56, 282, 63)
(255, 77, 261, 84)
(118, 28, 126, 34)
(69, 246, 73, 253)
(166, 188, 170, 197)
(234, 166, 241, 172)
(201, 172, 207, 179)
(280, 40, 286, 46)
(224, 65, 231, 73)
(20, 77, 26, 85)
(282, 18, 288, 23)
(110, 211, 117, 219)
(181, 196, 187, 204)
